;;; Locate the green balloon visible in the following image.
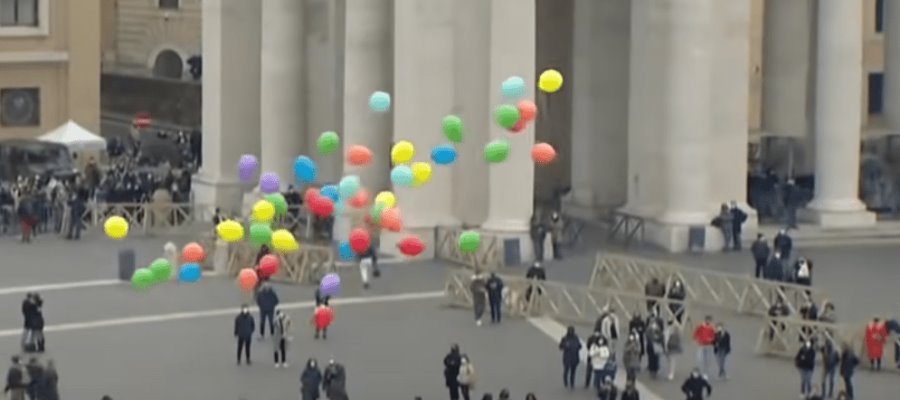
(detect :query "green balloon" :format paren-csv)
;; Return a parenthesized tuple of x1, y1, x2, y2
(442, 115, 464, 143)
(494, 105, 520, 129)
(132, 268, 156, 290)
(317, 131, 340, 155)
(458, 230, 481, 254)
(483, 139, 511, 163)
(370, 202, 386, 225)
(249, 223, 273, 247)
(149, 258, 173, 282)
(265, 193, 289, 217)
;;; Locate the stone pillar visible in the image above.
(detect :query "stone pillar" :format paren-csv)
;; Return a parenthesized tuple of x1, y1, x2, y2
(193, 0, 262, 215)
(260, 0, 305, 190)
(304, 0, 343, 183)
(884, 0, 900, 132)
(385, 0, 458, 258)
(804, 0, 875, 227)
(568, 0, 630, 218)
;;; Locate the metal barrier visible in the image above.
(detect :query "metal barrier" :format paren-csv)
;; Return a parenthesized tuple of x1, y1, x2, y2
(607, 211, 645, 247)
(223, 240, 335, 284)
(589, 253, 828, 318)
(444, 269, 693, 331)
(59, 202, 196, 236)
(436, 227, 504, 271)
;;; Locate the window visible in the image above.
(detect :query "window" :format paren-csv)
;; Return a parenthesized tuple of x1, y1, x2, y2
(0, 0, 38, 27)
(868, 72, 884, 114)
(0, 88, 40, 127)
(158, 0, 179, 10)
(876, 0, 885, 33)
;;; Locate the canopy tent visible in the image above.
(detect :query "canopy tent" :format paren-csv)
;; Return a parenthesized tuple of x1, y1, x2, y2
(38, 120, 107, 151)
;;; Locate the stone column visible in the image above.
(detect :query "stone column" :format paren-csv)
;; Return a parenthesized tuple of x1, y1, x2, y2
(193, 0, 262, 215)
(260, 0, 305, 191)
(385, 0, 458, 257)
(884, 0, 900, 132)
(568, 0, 630, 218)
(304, 0, 343, 183)
(804, 0, 875, 226)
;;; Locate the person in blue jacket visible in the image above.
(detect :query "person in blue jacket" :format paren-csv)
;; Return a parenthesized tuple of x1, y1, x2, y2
(558, 326, 582, 388)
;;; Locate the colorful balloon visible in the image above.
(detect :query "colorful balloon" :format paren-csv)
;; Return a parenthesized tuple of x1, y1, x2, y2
(347, 145, 374, 166)
(411, 162, 432, 186)
(390, 165, 415, 187)
(310, 196, 335, 217)
(510, 118, 527, 133)
(181, 242, 205, 263)
(501, 76, 527, 101)
(149, 258, 173, 282)
(374, 191, 396, 208)
(532, 142, 557, 165)
(442, 115, 464, 143)
(397, 235, 426, 257)
(259, 172, 281, 193)
(178, 263, 202, 283)
(320, 272, 342, 296)
(304, 188, 321, 205)
(370, 202, 386, 225)
(338, 175, 361, 199)
(216, 220, 244, 242)
(430, 145, 457, 165)
(252, 200, 276, 223)
(265, 193, 289, 217)
(314, 306, 335, 328)
(238, 154, 259, 182)
(293, 156, 317, 183)
(319, 184, 340, 203)
(104, 216, 129, 240)
(494, 104, 521, 129)
(237, 268, 258, 292)
(517, 99, 538, 122)
(391, 141, 415, 165)
(458, 230, 481, 254)
(381, 207, 403, 232)
(349, 189, 370, 208)
(338, 241, 355, 261)
(349, 228, 371, 253)
(271, 229, 298, 253)
(369, 91, 391, 112)
(484, 139, 511, 163)
(258, 254, 280, 278)
(131, 268, 155, 290)
(538, 69, 564, 93)
(249, 223, 273, 247)
(317, 131, 340, 155)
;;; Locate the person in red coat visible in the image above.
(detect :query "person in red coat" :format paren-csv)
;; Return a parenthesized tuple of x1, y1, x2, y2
(693, 316, 717, 377)
(312, 304, 334, 340)
(865, 318, 889, 370)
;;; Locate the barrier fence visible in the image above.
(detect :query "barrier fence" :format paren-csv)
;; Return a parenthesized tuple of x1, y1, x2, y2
(436, 227, 504, 271)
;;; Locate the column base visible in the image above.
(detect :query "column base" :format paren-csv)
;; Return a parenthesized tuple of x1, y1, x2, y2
(480, 219, 533, 265)
(799, 207, 876, 228)
(192, 173, 252, 218)
(642, 220, 722, 253)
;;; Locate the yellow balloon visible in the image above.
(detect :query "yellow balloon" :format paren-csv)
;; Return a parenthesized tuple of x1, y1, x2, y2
(538, 69, 564, 93)
(271, 229, 298, 253)
(216, 220, 244, 243)
(411, 162, 432, 186)
(374, 191, 397, 208)
(391, 140, 415, 164)
(104, 216, 129, 240)
(252, 200, 276, 223)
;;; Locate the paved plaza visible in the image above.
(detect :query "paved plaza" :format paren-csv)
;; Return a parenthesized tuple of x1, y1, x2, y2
(0, 228, 898, 399)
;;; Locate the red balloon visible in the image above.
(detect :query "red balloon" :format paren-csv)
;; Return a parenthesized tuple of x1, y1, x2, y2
(347, 145, 374, 166)
(397, 235, 425, 257)
(181, 242, 206, 263)
(349, 228, 371, 253)
(237, 268, 258, 292)
(311, 196, 335, 217)
(381, 207, 403, 232)
(531, 142, 557, 165)
(258, 254, 280, 278)
(304, 188, 321, 207)
(314, 306, 334, 328)
(349, 189, 370, 208)
(517, 99, 538, 122)
(510, 119, 526, 133)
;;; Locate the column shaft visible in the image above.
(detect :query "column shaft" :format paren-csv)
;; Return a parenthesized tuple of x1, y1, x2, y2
(884, 0, 900, 130)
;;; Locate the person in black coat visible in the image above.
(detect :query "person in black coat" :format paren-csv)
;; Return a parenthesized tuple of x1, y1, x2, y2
(621, 381, 640, 400)
(597, 376, 618, 400)
(24, 358, 42, 400)
(4, 356, 26, 400)
(322, 360, 348, 400)
(629, 313, 647, 357)
(728, 201, 747, 250)
(750, 234, 770, 278)
(713, 324, 731, 379)
(839, 345, 859, 400)
(234, 305, 255, 365)
(558, 326, 581, 388)
(255, 284, 279, 339)
(795, 340, 816, 398)
(443, 344, 462, 400)
(773, 229, 793, 259)
(21, 293, 44, 353)
(681, 369, 712, 400)
(300, 358, 323, 400)
(524, 262, 546, 303)
(763, 252, 785, 281)
(485, 273, 504, 323)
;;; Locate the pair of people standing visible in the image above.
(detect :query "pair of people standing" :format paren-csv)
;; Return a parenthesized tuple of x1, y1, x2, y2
(234, 305, 291, 366)
(443, 344, 478, 400)
(469, 273, 505, 327)
(21, 293, 45, 353)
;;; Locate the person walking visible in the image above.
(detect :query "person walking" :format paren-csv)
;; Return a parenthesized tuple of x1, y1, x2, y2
(322, 359, 348, 400)
(255, 283, 279, 340)
(795, 340, 817, 398)
(665, 319, 683, 380)
(300, 358, 322, 400)
(645, 312, 665, 378)
(667, 280, 687, 324)
(457, 355, 476, 400)
(623, 333, 642, 383)
(558, 326, 581, 388)
(594, 308, 620, 348)
(234, 305, 255, 365)
(713, 323, 731, 379)
(821, 340, 840, 399)
(485, 273, 504, 324)
(629, 313, 647, 359)
(470, 273, 487, 326)
(864, 317, 888, 370)
(444, 344, 463, 400)
(681, 368, 712, 400)
(36, 359, 58, 400)
(24, 357, 42, 400)
(272, 309, 291, 368)
(751, 233, 770, 278)
(839, 343, 859, 399)
(588, 336, 613, 391)
(584, 330, 602, 388)
(4, 356, 26, 400)
(693, 316, 716, 377)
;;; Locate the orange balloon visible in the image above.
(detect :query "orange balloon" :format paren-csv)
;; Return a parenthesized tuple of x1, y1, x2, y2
(380, 207, 403, 232)
(531, 143, 557, 165)
(237, 268, 258, 292)
(517, 99, 538, 122)
(347, 145, 374, 166)
(181, 242, 206, 263)
(349, 188, 370, 208)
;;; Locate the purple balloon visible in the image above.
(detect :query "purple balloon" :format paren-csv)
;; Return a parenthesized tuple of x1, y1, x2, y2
(319, 273, 341, 296)
(238, 154, 258, 182)
(259, 172, 281, 193)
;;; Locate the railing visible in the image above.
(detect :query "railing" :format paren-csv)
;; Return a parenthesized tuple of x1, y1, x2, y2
(589, 253, 828, 318)
(607, 211, 645, 247)
(444, 269, 693, 331)
(435, 227, 504, 271)
(222, 240, 335, 284)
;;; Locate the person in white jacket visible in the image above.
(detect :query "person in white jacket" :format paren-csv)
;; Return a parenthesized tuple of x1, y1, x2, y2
(588, 337, 612, 392)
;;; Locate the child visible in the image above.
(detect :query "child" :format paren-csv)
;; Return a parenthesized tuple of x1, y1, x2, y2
(312, 304, 334, 340)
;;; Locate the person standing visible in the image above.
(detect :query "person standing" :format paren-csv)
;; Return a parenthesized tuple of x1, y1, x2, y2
(821, 340, 840, 399)
(712, 204, 734, 251)
(558, 326, 581, 388)
(470, 273, 487, 326)
(549, 211, 564, 259)
(313, 304, 333, 340)
(729, 201, 747, 250)
(667, 280, 687, 324)
(713, 323, 731, 380)
(21, 293, 43, 353)
(839, 344, 859, 399)
(594, 308, 620, 348)
(234, 305, 255, 365)
(680, 368, 712, 400)
(794, 258, 813, 286)
(774, 229, 793, 259)
(36, 359, 58, 400)
(644, 278, 666, 314)
(623, 333, 642, 383)
(764, 252, 785, 282)
(524, 262, 547, 305)
(629, 313, 647, 358)
(795, 340, 817, 398)
(24, 358, 42, 400)
(314, 288, 330, 307)
(272, 309, 291, 368)
(621, 380, 640, 400)
(255, 283, 279, 340)
(457, 355, 476, 400)
(588, 336, 612, 391)
(597, 376, 618, 400)
(584, 330, 602, 388)
(645, 313, 665, 379)
(300, 358, 322, 400)
(693, 316, 716, 377)
(444, 344, 463, 400)
(322, 359, 348, 400)
(4, 356, 26, 400)
(864, 317, 888, 370)
(485, 273, 504, 324)
(664, 319, 683, 380)
(751, 234, 770, 278)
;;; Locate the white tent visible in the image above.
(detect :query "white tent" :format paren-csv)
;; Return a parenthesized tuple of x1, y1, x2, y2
(38, 120, 107, 151)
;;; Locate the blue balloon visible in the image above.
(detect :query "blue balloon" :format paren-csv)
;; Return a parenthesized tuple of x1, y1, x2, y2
(338, 241, 355, 261)
(320, 184, 340, 202)
(178, 263, 202, 283)
(431, 145, 458, 165)
(339, 175, 361, 199)
(369, 91, 391, 113)
(390, 165, 415, 187)
(501, 76, 527, 101)
(293, 156, 317, 183)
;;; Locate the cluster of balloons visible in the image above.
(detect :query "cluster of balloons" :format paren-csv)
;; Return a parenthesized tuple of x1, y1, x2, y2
(235, 253, 281, 292)
(131, 242, 207, 290)
(487, 70, 562, 165)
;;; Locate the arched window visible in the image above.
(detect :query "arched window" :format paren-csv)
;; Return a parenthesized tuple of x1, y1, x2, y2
(153, 49, 183, 79)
